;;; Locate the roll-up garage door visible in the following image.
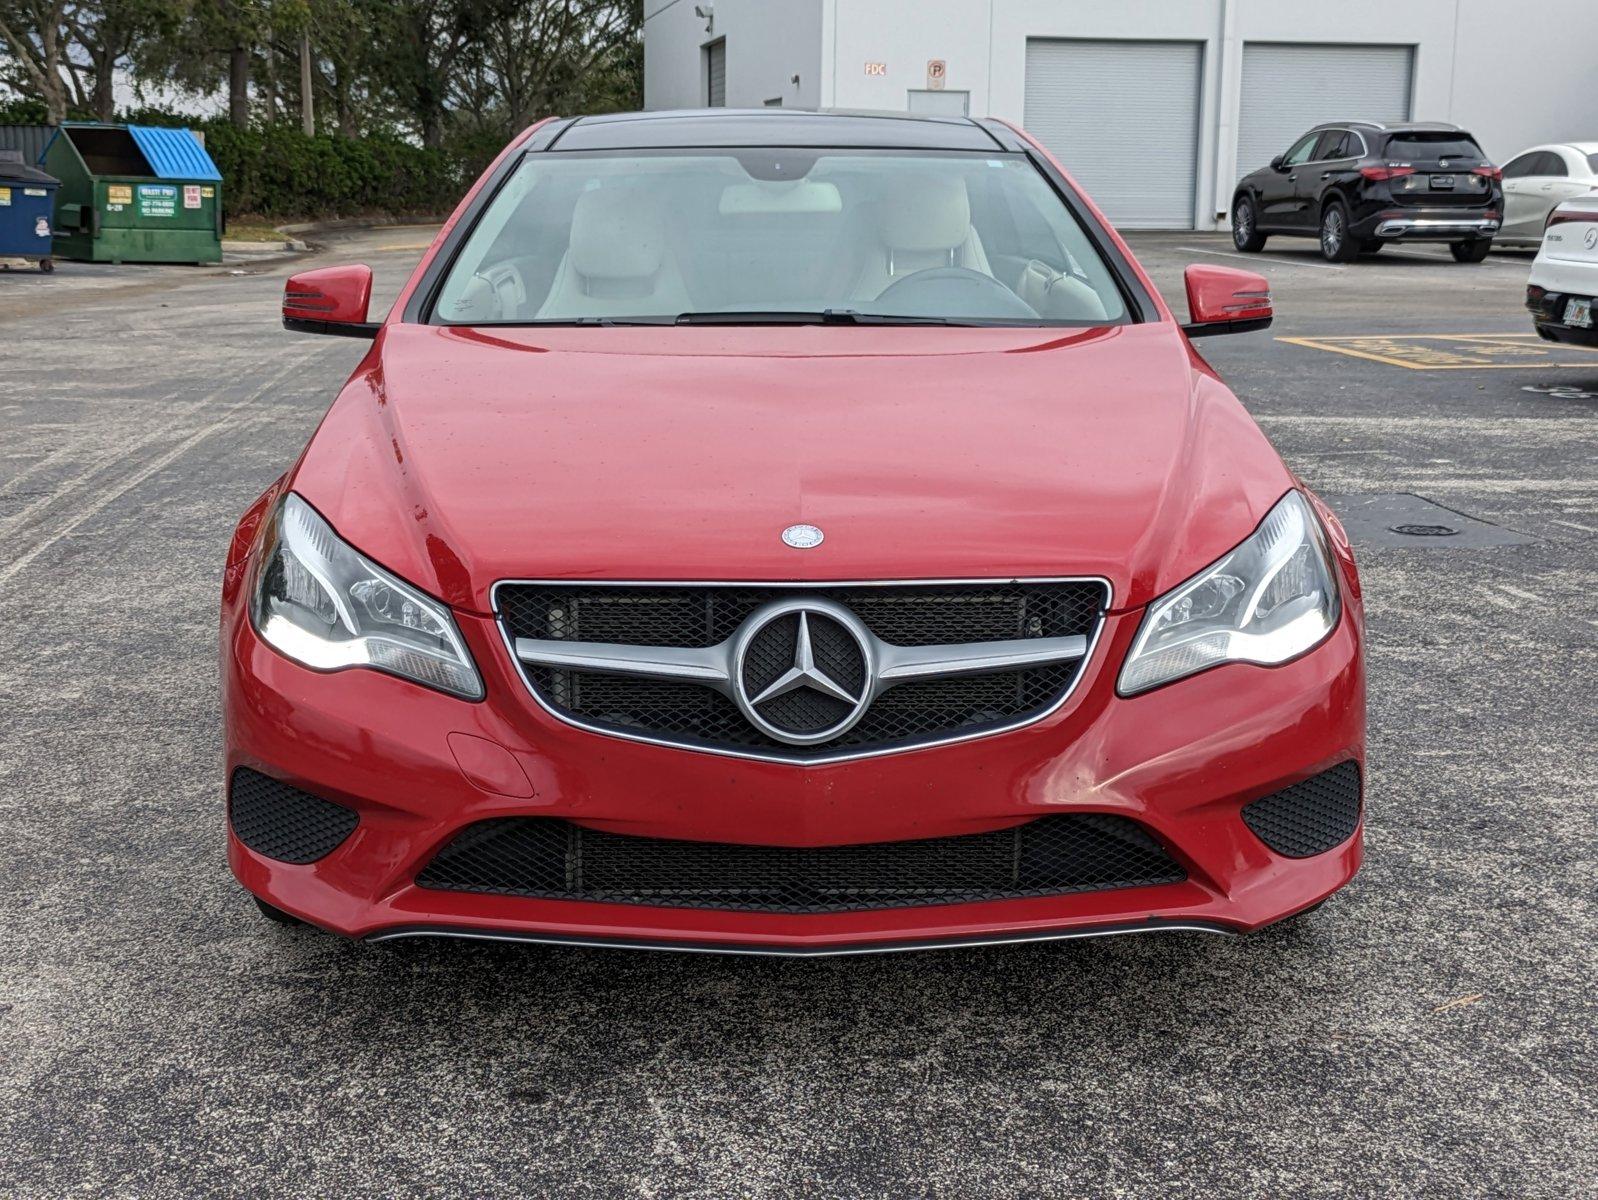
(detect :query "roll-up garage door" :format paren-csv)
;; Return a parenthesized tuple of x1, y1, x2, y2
(1237, 43, 1412, 179)
(1024, 39, 1203, 229)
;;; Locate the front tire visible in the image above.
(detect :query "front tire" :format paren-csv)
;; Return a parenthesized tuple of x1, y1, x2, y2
(1232, 196, 1267, 251)
(1319, 201, 1359, 263)
(1450, 239, 1492, 263)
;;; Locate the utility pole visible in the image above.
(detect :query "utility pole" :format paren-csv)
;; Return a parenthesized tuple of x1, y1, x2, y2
(300, 32, 315, 135)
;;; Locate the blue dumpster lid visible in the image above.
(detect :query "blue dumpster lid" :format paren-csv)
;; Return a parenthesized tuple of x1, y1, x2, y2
(127, 125, 222, 182)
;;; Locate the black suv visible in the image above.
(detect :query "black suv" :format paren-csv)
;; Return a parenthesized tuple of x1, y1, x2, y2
(1233, 121, 1503, 263)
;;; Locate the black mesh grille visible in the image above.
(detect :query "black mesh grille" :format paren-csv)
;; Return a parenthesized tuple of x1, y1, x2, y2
(1241, 763, 1362, 858)
(415, 813, 1185, 914)
(228, 768, 358, 864)
(499, 582, 1106, 757)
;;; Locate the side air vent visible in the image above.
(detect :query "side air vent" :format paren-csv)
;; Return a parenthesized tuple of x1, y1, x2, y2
(1241, 762, 1362, 858)
(228, 768, 358, 864)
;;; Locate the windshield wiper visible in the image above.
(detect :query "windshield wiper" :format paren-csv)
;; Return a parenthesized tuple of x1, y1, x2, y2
(674, 308, 956, 326)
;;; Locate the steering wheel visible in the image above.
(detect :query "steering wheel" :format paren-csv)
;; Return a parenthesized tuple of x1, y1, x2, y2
(873, 266, 1038, 319)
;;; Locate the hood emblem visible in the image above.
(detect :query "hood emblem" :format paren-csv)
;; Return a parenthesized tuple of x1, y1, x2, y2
(781, 523, 824, 549)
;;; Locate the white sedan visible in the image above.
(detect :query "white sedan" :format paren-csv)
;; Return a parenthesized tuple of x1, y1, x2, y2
(1527, 196, 1598, 346)
(1498, 142, 1598, 246)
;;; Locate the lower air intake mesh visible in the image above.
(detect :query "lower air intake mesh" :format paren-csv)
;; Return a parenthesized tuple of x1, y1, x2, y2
(415, 813, 1185, 914)
(1241, 762, 1362, 858)
(228, 768, 358, 864)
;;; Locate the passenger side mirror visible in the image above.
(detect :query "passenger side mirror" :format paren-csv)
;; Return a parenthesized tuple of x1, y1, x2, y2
(1269, 154, 1286, 171)
(282, 265, 379, 338)
(1181, 264, 1272, 338)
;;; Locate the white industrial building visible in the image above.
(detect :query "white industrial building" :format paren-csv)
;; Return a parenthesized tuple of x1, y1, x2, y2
(643, 0, 1598, 229)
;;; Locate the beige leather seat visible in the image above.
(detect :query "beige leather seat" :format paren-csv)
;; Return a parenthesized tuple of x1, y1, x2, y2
(1015, 258, 1108, 321)
(850, 174, 992, 302)
(537, 187, 690, 318)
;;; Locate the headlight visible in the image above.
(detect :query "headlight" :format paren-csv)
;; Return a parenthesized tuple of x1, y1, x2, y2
(250, 493, 483, 700)
(1118, 490, 1340, 695)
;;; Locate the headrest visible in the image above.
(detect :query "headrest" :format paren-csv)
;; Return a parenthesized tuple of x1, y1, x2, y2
(569, 188, 664, 280)
(876, 175, 971, 252)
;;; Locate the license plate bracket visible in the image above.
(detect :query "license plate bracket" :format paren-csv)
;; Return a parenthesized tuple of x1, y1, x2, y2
(1430, 174, 1456, 189)
(1564, 297, 1594, 328)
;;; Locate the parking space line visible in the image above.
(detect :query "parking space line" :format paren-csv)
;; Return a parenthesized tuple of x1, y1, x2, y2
(1175, 246, 1346, 271)
(1379, 251, 1531, 269)
(0, 347, 339, 589)
(1277, 331, 1598, 370)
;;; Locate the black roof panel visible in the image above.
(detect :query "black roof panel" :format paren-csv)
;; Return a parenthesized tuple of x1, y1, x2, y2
(549, 109, 1003, 152)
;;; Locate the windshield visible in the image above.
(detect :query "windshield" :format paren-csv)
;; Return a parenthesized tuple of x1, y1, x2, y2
(432, 149, 1130, 326)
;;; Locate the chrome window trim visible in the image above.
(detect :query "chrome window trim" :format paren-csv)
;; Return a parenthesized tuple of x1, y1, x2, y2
(490, 575, 1113, 765)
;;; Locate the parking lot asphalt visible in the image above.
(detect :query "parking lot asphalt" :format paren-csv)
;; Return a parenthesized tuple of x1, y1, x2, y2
(2, 228, 1594, 1198)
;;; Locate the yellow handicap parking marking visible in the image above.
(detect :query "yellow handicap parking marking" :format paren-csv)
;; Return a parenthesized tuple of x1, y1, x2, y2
(1277, 332, 1598, 370)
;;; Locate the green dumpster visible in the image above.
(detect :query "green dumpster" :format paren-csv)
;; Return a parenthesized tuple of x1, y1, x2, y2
(41, 122, 223, 264)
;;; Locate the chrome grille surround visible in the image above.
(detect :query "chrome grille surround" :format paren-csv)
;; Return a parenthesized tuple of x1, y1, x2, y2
(492, 578, 1111, 765)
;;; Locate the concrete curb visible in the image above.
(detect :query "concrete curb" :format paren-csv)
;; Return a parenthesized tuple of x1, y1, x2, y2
(222, 238, 309, 255)
(272, 214, 449, 236)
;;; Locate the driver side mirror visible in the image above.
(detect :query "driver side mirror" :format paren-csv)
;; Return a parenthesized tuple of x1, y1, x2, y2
(1181, 264, 1272, 338)
(283, 264, 379, 338)
(1269, 154, 1286, 171)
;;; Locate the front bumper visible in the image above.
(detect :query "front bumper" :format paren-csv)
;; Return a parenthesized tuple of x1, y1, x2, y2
(223, 569, 1367, 953)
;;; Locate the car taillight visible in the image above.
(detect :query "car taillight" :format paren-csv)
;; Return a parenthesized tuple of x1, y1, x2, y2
(1360, 165, 1417, 182)
(1471, 166, 1503, 180)
(1545, 208, 1598, 228)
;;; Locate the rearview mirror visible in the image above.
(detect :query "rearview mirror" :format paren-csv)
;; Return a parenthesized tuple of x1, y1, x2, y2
(1181, 264, 1272, 338)
(1270, 154, 1286, 171)
(283, 265, 379, 338)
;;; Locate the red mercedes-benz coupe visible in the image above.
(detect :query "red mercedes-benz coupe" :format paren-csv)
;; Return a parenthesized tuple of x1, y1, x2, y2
(223, 109, 1364, 955)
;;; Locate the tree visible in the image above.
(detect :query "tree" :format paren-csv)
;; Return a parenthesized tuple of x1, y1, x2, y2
(443, 0, 639, 159)
(375, 0, 495, 150)
(1, 0, 642, 145)
(66, 0, 176, 119)
(0, 1, 80, 123)
(0, 0, 178, 123)
(473, 0, 638, 128)
(132, 0, 272, 129)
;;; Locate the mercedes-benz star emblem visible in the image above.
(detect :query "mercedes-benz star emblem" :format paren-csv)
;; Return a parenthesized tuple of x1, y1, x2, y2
(731, 599, 873, 744)
(781, 523, 824, 549)
(1585, 227, 1598, 250)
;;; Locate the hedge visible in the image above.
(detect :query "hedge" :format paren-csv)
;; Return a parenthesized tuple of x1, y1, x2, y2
(0, 100, 469, 221)
(200, 123, 467, 220)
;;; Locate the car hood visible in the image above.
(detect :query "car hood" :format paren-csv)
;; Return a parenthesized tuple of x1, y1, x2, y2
(292, 322, 1293, 614)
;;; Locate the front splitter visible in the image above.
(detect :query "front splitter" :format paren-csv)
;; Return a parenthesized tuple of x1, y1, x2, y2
(364, 916, 1239, 957)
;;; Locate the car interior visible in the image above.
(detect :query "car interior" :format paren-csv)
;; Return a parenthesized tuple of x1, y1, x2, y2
(435, 153, 1125, 325)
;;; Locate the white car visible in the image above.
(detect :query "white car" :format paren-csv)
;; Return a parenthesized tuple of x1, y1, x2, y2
(1498, 142, 1598, 245)
(1527, 196, 1598, 346)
